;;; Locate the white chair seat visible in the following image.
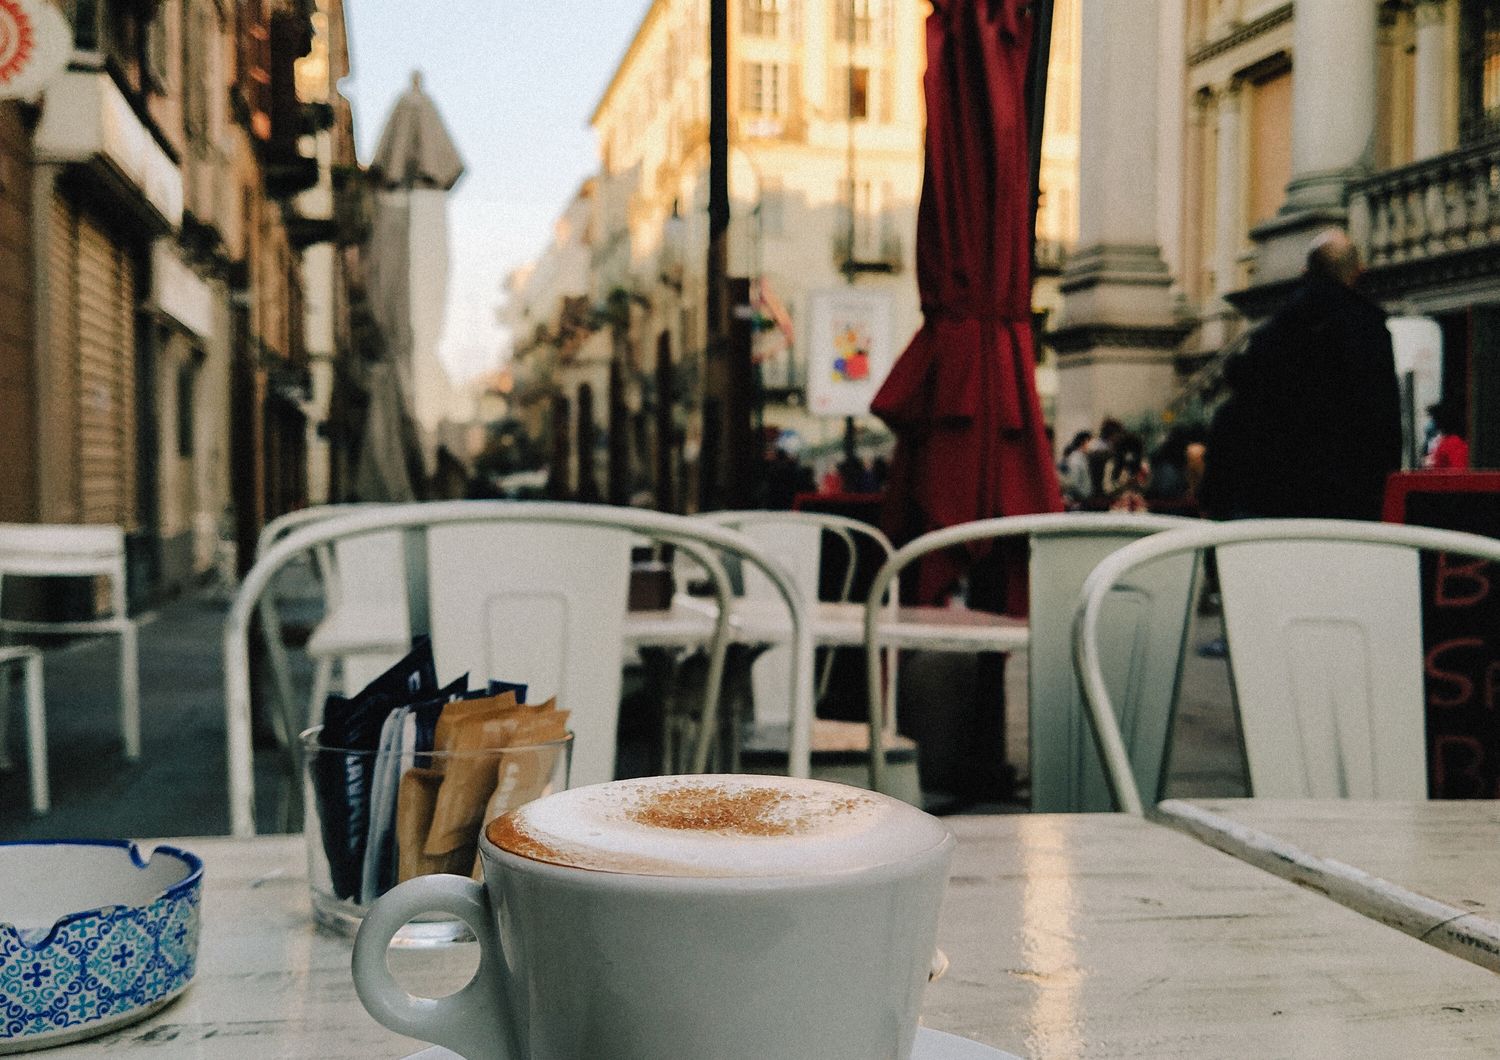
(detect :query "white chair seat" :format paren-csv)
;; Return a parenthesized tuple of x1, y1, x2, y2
(739, 719, 923, 805)
(0, 615, 133, 636)
(0, 523, 138, 764)
(305, 608, 408, 659)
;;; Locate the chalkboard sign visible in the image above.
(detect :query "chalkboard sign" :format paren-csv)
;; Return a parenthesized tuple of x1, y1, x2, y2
(1383, 472, 1500, 798)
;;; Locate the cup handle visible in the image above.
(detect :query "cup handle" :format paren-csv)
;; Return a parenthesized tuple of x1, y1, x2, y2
(351, 874, 518, 1060)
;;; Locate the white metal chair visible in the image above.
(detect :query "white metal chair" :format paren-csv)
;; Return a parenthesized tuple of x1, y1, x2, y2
(0, 645, 47, 813)
(1073, 519, 1500, 815)
(224, 501, 811, 837)
(696, 511, 916, 798)
(863, 512, 1199, 804)
(254, 504, 397, 741)
(699, 511, 895, 713)
(0, 524, 138, 762)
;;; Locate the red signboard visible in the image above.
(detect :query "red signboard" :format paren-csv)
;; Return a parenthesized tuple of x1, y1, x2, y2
(1384, 471, 1500, 797)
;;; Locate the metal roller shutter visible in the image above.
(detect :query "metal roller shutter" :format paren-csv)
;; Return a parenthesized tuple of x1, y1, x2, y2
(74, 209, 137, 530)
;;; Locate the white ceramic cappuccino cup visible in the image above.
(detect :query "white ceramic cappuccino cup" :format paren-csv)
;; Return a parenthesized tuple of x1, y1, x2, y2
(351, 774, 954, 1060)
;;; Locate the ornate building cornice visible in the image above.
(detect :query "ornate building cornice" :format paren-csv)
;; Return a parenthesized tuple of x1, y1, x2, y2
(1046, 321, 1193, 356)
(1188, 4, 1293, 67)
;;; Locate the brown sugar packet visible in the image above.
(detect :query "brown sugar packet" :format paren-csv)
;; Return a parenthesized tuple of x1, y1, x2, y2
(424, 704, 538, 857)
(427, 699, 571, 860)
(471, 704, 571, 879)
(396, 768, 454, 883)
(430, 692, 519, 768)
(480, 705, 570, 825)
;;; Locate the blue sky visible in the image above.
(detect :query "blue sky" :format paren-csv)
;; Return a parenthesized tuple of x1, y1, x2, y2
(342, 1, 649, 382)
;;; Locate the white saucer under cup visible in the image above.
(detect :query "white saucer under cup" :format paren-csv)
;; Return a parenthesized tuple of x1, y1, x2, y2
(403, 1027, 1021, 1059)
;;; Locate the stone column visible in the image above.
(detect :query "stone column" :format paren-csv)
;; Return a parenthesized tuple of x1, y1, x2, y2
(1051, 0, 1189, 441)
(1285, 0, 1379, 211)
(1213, 81, 1243, 297)
(1412, 0, 1450, 160)
(1240, 0, 1381, 305)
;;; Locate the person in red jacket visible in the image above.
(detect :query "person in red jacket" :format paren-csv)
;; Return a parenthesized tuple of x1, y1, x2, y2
(1424, 402, 1470, 469)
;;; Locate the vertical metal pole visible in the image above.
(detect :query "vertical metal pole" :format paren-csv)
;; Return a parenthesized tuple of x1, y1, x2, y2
(727, 277, 756, 508)
(704, 0, 731, 510)
(655, 330, 676, 512)
(1026, 0, 1056, 280)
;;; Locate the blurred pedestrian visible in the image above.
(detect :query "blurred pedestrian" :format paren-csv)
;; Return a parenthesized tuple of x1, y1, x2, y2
(1102, 431, 1150, 511)
(1085, 418, 1124, 501)
(1208, 229, 1400, 520)
(1147, 425, 1205, 507)
(763, 446, 803, 509)
(1058, 430, 1093, 506)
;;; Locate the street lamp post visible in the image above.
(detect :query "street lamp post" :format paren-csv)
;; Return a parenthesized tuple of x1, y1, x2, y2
(703, 0, 732, 511)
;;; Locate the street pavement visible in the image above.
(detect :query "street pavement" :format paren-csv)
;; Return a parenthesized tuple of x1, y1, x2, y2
(0, 579, 1245, 840)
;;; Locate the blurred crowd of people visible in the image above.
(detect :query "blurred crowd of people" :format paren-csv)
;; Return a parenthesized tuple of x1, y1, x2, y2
(761, 443, 891, 510)
(1057, 418, 1206, 514)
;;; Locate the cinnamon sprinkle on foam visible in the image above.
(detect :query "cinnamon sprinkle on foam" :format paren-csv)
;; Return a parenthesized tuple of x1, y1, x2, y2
(486, 813, 568, 864)
(626, 784, 867, 837)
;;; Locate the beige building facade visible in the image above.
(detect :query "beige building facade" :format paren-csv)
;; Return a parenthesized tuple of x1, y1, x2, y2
(1054, 0, 1498, 464)
(509, 0, 1085, 498)
(0, 0, 352, 601)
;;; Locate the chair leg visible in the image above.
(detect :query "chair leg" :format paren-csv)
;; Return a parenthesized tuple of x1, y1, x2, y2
(308, 656, 334, 731)
(120, 624, 140, 761)
(0, 664, 11, 772)
(23, 653, 47, 814)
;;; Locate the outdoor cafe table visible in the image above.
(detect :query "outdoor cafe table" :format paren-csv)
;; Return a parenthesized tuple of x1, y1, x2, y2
(40, 815, 1500, 1058)
(622, 597, 1029, 653)
(615, 596, 1026, 653)
(1157, 797, 1500, 973)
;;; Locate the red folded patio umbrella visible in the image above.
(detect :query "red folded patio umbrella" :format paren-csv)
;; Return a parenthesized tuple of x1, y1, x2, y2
(872, 0, 1062, 607)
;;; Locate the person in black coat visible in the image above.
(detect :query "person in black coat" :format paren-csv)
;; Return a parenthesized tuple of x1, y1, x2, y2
(1205, 229, 1401, 521)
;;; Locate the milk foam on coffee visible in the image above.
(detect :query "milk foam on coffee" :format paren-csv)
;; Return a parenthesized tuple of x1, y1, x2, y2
(486, 775, 950, 877)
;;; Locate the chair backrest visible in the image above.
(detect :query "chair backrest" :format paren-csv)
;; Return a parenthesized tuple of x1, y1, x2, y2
(252, 505, 402, 728)
(255, 504, 392, 562)
(328, 531, 410, 645)
(1026, 516, 1199, 812)
(862, 512, 1197, 807)
(225, 501, 810, 837)
(1074, 519, 1500, 814)
(0, 523, 129, 617)
(700, 511, 894, 726)
(699, 511, 893, 604)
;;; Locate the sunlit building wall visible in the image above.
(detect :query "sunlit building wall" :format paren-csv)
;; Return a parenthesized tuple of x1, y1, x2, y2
(587, 0, 930, 476)
(507, 0, 1083, 488)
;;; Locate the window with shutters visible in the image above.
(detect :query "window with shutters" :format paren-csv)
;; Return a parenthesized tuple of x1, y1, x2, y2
(742, 0, 780, 37)
(743, 62, 785, 116)
(833, 0, 891, 44)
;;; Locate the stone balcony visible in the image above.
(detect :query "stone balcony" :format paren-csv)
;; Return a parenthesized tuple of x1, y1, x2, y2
(1348, 135, 1500, 303)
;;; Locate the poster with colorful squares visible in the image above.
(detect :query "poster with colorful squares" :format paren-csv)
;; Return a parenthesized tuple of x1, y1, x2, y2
(806, 288, 894, 417)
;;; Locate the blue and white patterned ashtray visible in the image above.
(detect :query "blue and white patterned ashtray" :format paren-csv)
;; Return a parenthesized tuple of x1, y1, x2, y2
(0, 841, 202, 1053)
